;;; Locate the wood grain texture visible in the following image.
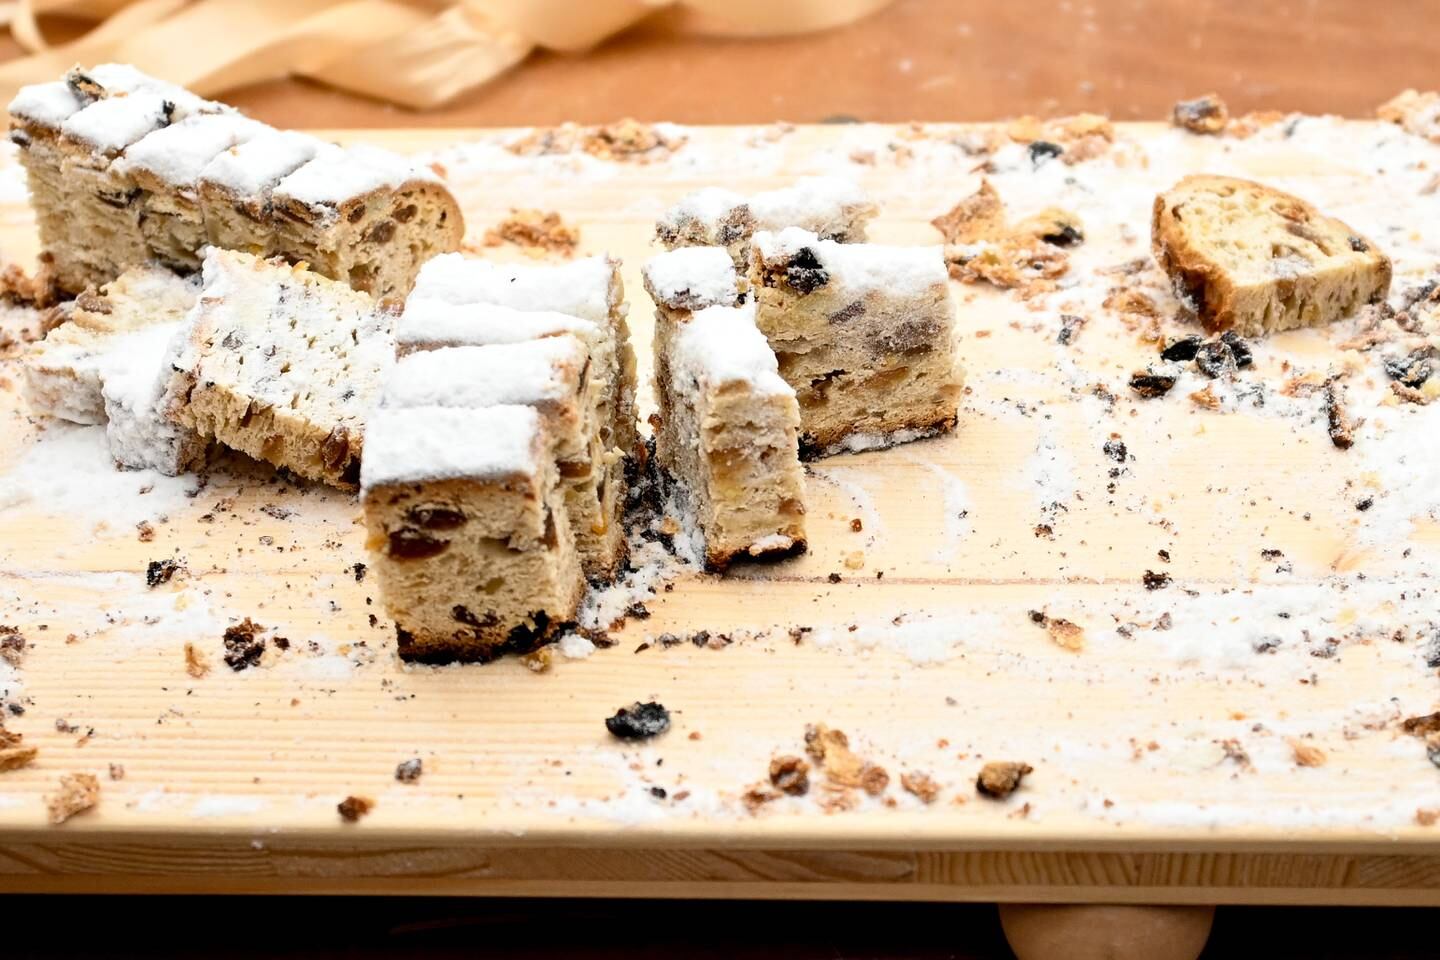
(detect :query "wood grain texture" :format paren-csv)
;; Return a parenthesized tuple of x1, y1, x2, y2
(4, 0, 1426, 128)
(1, 122, 1439, 903)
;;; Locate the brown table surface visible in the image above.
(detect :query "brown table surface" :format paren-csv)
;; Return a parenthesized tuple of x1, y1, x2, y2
(3, 1, 1436, 955)
(4, 0, 1433, 128)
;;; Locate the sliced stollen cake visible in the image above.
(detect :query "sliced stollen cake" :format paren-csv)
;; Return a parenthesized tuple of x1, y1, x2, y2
(379, 339, 625, 580)
(361, 404, 583, 664)
(408, 253, 639, 459)
(748, 227, 965, 458)
(656, 177, 877, 267)
(7, 64, 464, 298)
(25, 265, 199, 425)
(161, 249, 395, 489)
(655, 302, 807, 569)
(1152, 175, 1392, 337)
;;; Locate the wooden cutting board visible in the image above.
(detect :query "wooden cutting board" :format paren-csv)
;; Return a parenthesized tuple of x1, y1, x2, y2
(2, 120, 1440, 904)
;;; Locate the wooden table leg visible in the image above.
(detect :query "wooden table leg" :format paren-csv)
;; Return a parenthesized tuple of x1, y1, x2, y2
(998, 903, 1215, 960)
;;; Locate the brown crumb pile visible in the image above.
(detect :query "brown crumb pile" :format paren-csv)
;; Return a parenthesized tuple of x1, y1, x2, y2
(1378, 89, 1440, 143)
(506, 120, 686, 162)
(805, 723, 889, 799)
(46, 772, 99, 824)
(337, 795, 374, 822)
(768, 755, 810, 796)
(976, 761, 1032, 799)
(1005, 113, 1114, 163)
(0, 724, 38, 772)
(1172, 94, 1230, 134)
(900, 770, 941, 804)
(183, 642, 210, 679)
(1028, 609, 1085, 652)
(482, 209, 579, 258)
(222, 618, 266, 671)
(932, 180, 1083, 296)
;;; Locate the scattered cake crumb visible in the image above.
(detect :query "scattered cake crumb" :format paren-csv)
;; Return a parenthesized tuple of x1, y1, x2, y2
(768, 755, 810, 796)
(483, 209, 579, 257)
(337, 795, 374, 822)
(183, 642, 210, 679)
(0, 724, 38, 772)
(222, 618, 266, 671)
(520, 647, 554, 673)
(395, 758, 423, 783)
(901, 770, 941, 804)
(1029, 610, 1084, 651)
(0, 626, 25, 667)
(1287, 738, 1327, 767)
(107, 763, 125, 781)
(46, 772, 100, 824)
(976, 761, 1032, 799)
(1172, 94, 1230, 134)
(136, 521, 156, 542)
(145, 558, 182, 588)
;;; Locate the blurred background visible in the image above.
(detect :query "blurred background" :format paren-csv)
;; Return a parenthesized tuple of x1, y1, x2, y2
(0, 0, 1429, 128)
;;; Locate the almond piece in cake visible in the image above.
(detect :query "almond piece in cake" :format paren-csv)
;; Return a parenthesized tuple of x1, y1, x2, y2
(379, 338, 625, 581)
(656, 177, 877, 267)
(655, 302, 807, 569)
(24, 265, 199, 425)
(408, 253, 639, 459)
(162, 249, 394, 489)
(361, 404, 583, 664)
(1152, 175, 1392, 336)
(641, 245, 743, 430)
(748, 228, 964, 458)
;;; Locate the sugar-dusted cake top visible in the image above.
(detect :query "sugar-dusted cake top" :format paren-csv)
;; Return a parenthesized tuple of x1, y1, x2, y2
(748, 176, 872, 231)
(273, 143, 438, 210)
(60, 92, 179, 154)
(380, 337, 589, 411)
(396, 299, 600, 352)
(672, 303, 792, 398)
(199, 129, 326, 197)
(10, 63, 195, 127)
(9, 81, 82, 127)
(360, 404, 544, 490)
(753, 227, 947, 296)
(118, 113, 266, 186)
(657, 186, 745, 230)
(642, 246, 740, 310)
(410, 253, 620, 325)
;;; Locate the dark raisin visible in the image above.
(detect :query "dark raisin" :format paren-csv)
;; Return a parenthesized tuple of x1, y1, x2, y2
(1028, 140, 1063, 164)
(145, 558, 181, 588)
(1129, 372, 1177, 398)
(346, 204, 367, 223)
(1194, 340, 1236, 379)
(829, 300, 865, 323)
(605, 701, 671, 740)
(1160, 335, 1203, 362)
(783, 247, 830, 294)
(650, 786, 667, 799)
(1220, 331, 1254, 368)
(1356, 497, 1374, 512)
(387, 528, 449, 560)
(1349, 236, 1369, 252)
(1041, 223, 1083, 247)
(1143, 570, 1172, 590)
(320, 427, 351, 472)
(392, 204, 418, 223)
(405, 506, 466, 530)
(452, 605, 499, 630)
(352, 562, 367, 583)
(363, 219, 396, 245)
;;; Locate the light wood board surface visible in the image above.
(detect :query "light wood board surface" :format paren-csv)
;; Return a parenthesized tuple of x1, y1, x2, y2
(2, 120, 1440, 903)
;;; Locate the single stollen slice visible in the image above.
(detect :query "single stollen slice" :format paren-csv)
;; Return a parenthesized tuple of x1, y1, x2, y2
(656, 302, 807, 570)
(409, 253, 639, 459)
(641, 245, 744, 433)
(1151, 174, 1392, 337)
(361, 404, 583, 664)
(162, 249, 395, 489)
(380, 338, 624, 582)
(268, 144, 465, 301)
(114, 112, 267, 271)
(748, 227, 964, 458)
(657, 177, 877, 267)
(24, 265, 200, 426)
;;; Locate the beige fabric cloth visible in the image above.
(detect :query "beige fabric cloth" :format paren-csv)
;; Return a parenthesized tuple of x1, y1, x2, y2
(0, 0, 894, 109)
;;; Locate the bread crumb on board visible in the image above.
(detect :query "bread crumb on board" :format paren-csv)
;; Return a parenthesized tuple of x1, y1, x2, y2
(46, 773, 100, 824)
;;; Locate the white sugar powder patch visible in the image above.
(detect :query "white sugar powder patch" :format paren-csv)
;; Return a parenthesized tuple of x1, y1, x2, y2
(0, 423, 199, 535)
(558, 632, 596, 659)
(810, 611, 1006, 665)
(1355, 401, 1440, 550)
(1026, 421, 1077, 525)
(807, 466, 884, 548)
(190, 795, 267, 818)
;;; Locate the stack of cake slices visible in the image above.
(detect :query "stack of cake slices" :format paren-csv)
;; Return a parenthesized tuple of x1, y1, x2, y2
(361, 255, 640, 663)
(8, 64, 464, 300)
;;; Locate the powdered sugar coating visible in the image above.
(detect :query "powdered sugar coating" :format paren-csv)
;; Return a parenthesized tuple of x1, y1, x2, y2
(753, 227, 947, 296)
(360, 405, 543, 489)
(396, 300, 600, 352)
(672, 303, 792, 397)
(8, 81, 82, 126)
(60, 92, 177, 154)
(118, 113, 266, 186)
(198, 129, 325, 197)
(642, 247, 739, 310)
(748, 176, 872, 232)
(411, 253, 619, 325)
(380, 338, 588, 410)
(657, 186, 744, 231)
(274, 143, 438, 210)
(100, 322, 199, 474)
